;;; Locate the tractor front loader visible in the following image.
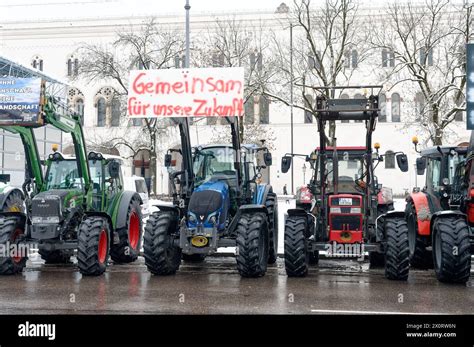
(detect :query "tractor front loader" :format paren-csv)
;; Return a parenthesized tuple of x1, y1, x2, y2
(0, 85, 143, 276)
(143, 116, 277, 277)
(281, 86, 411, 280)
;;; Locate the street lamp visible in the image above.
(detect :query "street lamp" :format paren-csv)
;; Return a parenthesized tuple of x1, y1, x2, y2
(302, 163, 307, 182)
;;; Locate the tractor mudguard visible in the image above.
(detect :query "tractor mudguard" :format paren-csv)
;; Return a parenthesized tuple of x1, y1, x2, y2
(0, 188, 24, 209)
(155, 204, 180, 215)
(254, 184, 273, 205)
(429, 210, 467, 233)
(239, 204, 267, 215)
(114, 191, 142, 230)
(406, 192, 431, 236)
(286, 208, 308, 217)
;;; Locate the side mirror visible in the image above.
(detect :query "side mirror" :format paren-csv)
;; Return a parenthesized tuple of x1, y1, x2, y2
(281, 155, 292, 173)
(396, 153, 409, 172)
(263, 152, 272, 166)
(416, 157, 426, 175)
(164, 154, 172, 167)
(0, 174, 10, 184)
(108, 161, 121, 179)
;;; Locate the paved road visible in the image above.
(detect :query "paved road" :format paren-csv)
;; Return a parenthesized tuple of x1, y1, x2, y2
(0, 254, 472, 314)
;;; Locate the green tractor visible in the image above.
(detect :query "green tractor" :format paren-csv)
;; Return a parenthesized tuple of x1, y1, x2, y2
(0, 89, 143, 276)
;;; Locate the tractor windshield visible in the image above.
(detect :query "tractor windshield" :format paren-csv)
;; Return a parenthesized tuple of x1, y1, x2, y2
(193, 147, 236, 186)
(314, 151, 365, 193)
(448, 153, 465, 183)
(45, 160, 83, 190)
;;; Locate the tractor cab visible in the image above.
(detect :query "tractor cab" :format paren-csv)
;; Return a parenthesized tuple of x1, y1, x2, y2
(413, 142, 467, 209)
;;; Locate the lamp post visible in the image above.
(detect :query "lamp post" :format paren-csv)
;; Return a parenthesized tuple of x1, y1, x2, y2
(290, 23, 294, 195)
(302, 163, 307, 183)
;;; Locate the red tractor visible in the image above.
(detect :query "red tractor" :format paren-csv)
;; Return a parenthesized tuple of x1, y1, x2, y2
(281, 86, 410, 280)
(406, 136, 472, 283)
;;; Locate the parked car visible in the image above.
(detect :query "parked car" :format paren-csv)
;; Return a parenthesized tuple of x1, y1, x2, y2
(124, 176, 150, 217)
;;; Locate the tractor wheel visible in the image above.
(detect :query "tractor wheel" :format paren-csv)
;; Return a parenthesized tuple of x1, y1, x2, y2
(266, 192, 278, 264)
(39, 249, 71, 264)
(432, 216, 471, 283)
(284, 216, 309, 277)
(1, 190, 24, 213)
(143, 212, 181, 275)
(110, 198, 143, 264)
(235, 212, 269, 277)
(406, 202, 432, 269)
(182, 253, 206, 262)
(0, 216, 27, 275)
(384, 217, 410, 281)
(77, 216, 110, 276)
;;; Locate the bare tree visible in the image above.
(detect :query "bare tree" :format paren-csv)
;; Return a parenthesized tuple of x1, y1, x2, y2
(268, 0, 368, 145)
(371, 0, 472, 145)
(75, 18, 184, 194)
(192, 17, 278, 147)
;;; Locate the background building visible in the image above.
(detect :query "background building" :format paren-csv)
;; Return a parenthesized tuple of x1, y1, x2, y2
(0, 0, 470, 195)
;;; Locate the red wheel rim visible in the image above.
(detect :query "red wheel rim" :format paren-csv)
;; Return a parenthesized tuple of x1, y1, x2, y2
(128, 211, 140, 250)
(11, 228, 23, 263)
(98, 229, 108, 264)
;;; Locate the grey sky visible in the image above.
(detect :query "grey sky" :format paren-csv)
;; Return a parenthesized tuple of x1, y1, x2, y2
(0, 0, 438, 22)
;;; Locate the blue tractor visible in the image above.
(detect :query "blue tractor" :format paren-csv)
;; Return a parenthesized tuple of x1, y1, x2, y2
(143, 117, 277, 277)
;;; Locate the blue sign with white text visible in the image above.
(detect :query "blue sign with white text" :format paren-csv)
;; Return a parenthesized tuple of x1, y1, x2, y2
(0, 78, 42, 126)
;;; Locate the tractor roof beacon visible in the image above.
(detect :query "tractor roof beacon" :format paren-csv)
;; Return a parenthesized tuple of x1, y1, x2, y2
(406, 135, 472, 283)
(0, 70, 143, 276)
(143, 116, 277, 277)
(280, 86, 410, 280)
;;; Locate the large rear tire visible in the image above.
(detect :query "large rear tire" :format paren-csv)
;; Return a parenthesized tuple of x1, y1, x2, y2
(284, 216, 309, 277)
(39, 249, 71, 264)
(384, 217, 410, 281)
(236, 212, 269, 277)
(406, 202, 432, 269)
(0, 216, 27, 275)
(432, 216, 471, 283)
(266, 192, 278, 264)
(1, 190, 24, 213)
(110, 197, 143, 263)
(143, 212, 181, 275)
(77, 216, 110, 276)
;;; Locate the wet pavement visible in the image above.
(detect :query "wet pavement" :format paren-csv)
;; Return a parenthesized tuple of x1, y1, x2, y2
(0, 254, 472, 314)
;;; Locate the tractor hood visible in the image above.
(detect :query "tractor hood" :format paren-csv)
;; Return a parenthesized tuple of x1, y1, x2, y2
(32, 190, 82, 211)
(188, 180, 230, 226)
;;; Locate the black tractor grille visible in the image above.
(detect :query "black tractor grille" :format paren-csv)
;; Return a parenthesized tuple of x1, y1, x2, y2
(330, 215, 361, 231)
(31, 197, 61, 217)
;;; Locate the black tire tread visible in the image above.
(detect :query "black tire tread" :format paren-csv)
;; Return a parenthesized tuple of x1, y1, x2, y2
(433, 217, 471, 283)
(384, 217, 410, 281)
(266, 192, 278, 264)
(0, 216, 26, 275)
(77, 216, 109, 276)
(284, 216, 308, 277)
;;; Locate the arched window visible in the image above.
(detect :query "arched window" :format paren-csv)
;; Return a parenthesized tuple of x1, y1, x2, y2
(75, 98, 84, 125)
(340, 93, 350, 123)
(32, 56, 43, 71)
(385, 150, 395, 169)
(454, 95, 464, 121)
(67, 55, 79, 77)
(244, 96, 255, 125)
(353, 93, 364, 122)
(415, 92, 425, 122)
(382, 49, 395, 68)
(379, 93, 387, 122)
(111, 97, 121, 127)
(97, 98, 106, 127)
(391, 93, 401, 122)
(259, 96, 269, 124)
(304, 94, 313, 124)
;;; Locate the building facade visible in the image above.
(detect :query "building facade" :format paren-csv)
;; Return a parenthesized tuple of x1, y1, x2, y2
(0, 2, 470, 194)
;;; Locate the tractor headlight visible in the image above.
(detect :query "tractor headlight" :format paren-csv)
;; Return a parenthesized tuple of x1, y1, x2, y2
(209, 215, 217, 224)
(330, 207, 341, 213)
(188, 213, 196, 223)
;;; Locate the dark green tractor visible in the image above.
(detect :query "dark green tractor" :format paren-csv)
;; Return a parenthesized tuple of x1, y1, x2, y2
(0, 94, 143, 276)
